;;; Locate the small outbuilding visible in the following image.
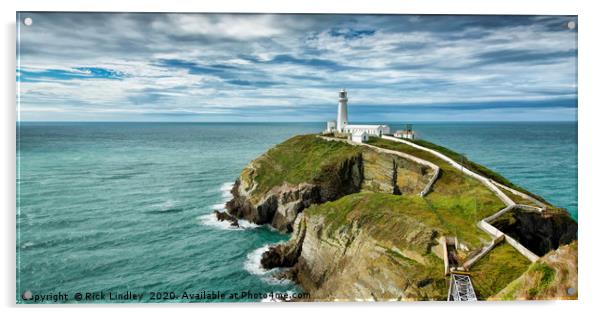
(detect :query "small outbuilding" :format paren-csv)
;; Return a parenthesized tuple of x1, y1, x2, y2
(351, 131, 369, 143)
(394, 124, 416, 140)
(325, 120, 337, 133)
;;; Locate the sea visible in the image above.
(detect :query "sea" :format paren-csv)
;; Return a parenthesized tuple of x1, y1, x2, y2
(16, 121, 577, 303)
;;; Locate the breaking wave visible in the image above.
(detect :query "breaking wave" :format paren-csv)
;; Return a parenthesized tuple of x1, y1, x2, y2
(198, 181, 258, 230)
(243, 244, 292, 286)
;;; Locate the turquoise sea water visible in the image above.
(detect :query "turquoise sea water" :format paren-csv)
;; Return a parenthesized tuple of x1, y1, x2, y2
(16, 122, 577, 303)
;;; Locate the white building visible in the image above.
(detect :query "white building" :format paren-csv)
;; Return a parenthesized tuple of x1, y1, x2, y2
(326, 89, 391, 137)
(345, 124, 390, 137)
(394, 124, 416, 140)
(325, 120, 337, 133)
(351, 131, 369, 143)
(394, 130, 415, 140)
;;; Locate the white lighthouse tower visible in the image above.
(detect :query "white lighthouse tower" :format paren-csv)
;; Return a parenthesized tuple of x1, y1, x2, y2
(323, 89, 390, 142)
(336, 89, 348, 132)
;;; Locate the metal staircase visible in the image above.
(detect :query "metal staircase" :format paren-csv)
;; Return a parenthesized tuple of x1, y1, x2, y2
(447, 273, 477, 301)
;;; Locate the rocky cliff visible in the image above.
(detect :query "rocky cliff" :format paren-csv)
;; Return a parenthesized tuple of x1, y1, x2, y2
(490, 207, 577, 256)
(261, 194, 449, 301)
(226, 151, 363, 232)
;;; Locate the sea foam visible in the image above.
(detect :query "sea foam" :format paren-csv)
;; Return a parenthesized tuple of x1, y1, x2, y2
(197, 213, 259, 230)
(244, 244, 292, 286)
(199, 182, 258, 230)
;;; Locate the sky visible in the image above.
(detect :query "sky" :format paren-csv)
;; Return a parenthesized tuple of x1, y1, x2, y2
(17, 13, 577, 122)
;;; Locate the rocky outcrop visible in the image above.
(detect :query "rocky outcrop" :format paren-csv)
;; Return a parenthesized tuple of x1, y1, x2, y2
(490, 208, 577, 256)
(361, 148, 432, 195)
(226, 154, 363, 232)
(213, 210, 239, 227)
(260, 210, 448, 301)
(261, 215, 307, 269)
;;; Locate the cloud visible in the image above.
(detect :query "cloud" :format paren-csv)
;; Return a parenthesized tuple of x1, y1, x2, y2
(152, 14, 284, 40)
(16, 13, 578, 121)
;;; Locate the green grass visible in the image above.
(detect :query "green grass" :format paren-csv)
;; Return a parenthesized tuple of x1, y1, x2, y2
(250, 134, 361, 198)
(497, 262, 557, 300)
(469, 242, 532, 299)
(367, 137, 506, 246)
(498, 186, 541, 207)
(305, 192, 440, 245)
(405, 138, 548, 203)
(526, 263, 556, 297)
(305, 190, 497, 254)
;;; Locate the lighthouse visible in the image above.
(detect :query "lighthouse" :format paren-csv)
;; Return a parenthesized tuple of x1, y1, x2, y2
(324, 89, 390, 142)
(337, 89, 348, 132)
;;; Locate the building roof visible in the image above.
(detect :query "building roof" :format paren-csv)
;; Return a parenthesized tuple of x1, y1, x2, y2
(345, 124, 389, 129)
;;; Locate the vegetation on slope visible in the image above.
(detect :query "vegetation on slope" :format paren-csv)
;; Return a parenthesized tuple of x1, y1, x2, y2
(497, 186, 541, 207)
(248, 134, 361, 199)
(303, 191, 533, 300)
(405, 138, 548, 203)
(469, 242, 532, 299)
(367, 137, 506, 246)
(304, 192, 450, 299)
(492, 241, 577, 300)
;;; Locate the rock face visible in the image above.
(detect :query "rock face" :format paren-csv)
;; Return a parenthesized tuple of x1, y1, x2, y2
(261, 215, 307, 269)
(225, 135, 432, 232)
(213, 210, 239, 227)
(361, 149, 431, 195)
(226, 154, 363, 232)
(261, 210, 448, 301)
(490, 208, 577, 256)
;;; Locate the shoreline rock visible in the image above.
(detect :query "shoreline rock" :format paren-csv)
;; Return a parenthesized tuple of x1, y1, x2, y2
(213, 210, 239, 227)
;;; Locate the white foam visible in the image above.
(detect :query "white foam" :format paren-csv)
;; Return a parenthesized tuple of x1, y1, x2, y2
(237, 219, 260, 229)
(199, 182, 260, 230)
(210, 203, 226, 210)
(244, 245, 271, 275)
(208, 182, 233, 211)
(198, 213, 234, 230)
(244, 244, 292, 286)
(197, 213, 259, 231)
(220, 182, 235, 199)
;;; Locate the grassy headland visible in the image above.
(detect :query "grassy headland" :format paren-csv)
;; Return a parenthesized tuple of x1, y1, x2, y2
(246, 134, 361, 199)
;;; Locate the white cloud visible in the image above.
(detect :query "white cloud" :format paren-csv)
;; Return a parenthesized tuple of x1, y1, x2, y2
(152, 14, 283, 40)
(17, 13, 577, 121)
